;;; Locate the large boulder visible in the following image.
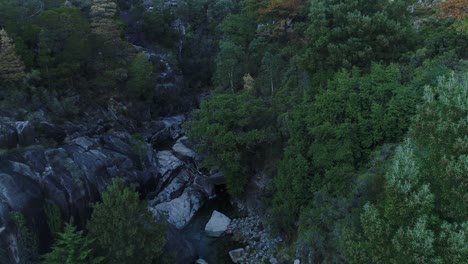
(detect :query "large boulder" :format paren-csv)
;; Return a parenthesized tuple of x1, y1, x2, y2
(150, 169, 191, 205)
(15, 121, 35, 147)
(38, 121, 66, 143)
(172, 137, 196, 159)
(228, 248, 245, 263)
(150, 187, 206, 229)
(0, 122, 17, 149)
(204, 210, 231, 237)
(193, 175, 215, 198)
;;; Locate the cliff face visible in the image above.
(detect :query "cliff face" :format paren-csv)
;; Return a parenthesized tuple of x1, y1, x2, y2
(0, 105, 216, 263)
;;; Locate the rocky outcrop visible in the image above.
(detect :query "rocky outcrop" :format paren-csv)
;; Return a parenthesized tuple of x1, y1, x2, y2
(0, 110, 213, 264)
(229, 248, 245, 263)
(204, 210, 231, 237)
(226, 216, 283, 264)
(0, 121, 17, 149)
(150, 187, 206, 229)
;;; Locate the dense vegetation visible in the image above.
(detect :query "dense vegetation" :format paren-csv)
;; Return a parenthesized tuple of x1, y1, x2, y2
(185, 0, 467, 262)
(1, 0, 466, 263)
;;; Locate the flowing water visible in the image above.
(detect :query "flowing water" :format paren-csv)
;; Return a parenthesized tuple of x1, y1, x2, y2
(183, 193, 245, 263)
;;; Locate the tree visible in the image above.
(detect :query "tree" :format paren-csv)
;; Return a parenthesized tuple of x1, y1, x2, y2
(127, 53, 154, 100)
(258, 52, 283, 95)
(42, 224, 104, 264)
(0, 28, 25, 83)
(411, 74, 468, 222)
(214, 41, 245, 92)
(142, 8, 178, 47)
(345, 74, 468, 264)
(33, 7, 91, 89)
(271, 64, 418, 240)
(345, 140, 437, 263)
(302, 0, 412, 84)
(185, 92, 277, 195)
(88, 178, 166, 264)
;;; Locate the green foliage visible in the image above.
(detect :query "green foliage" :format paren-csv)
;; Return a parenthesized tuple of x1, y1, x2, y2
(41, 224, 104, 264)
(302, 0, 412, 84)
(411, 74, 468, 221)
(185, 92, 277, 195)
(344, 74, 468, 264)
(88, 178, 166, 264)
(142, 8, 178, 47)
(214, 41, 245, 91)
(10, 212, 39, 264)
(127, 53, 154, 100)
(44, 202, 63, 236)
(30, 7, 91, 90)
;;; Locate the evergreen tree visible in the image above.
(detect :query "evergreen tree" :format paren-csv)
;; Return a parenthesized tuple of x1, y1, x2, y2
(345, 75, 468, 264)
(127, 53, 154, 100)
(0, 29, 25, 83)
(88, 178, 166, 264)
(185, 92, 277, 195)
(411, 74, 468, 222)
(42, 224, 104, 264)
(302, 0, 411, 83)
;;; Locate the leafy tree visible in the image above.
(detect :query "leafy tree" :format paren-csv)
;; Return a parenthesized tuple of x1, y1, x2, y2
(0, 29, 25, 83)
(214, 41, 245, 92)
(271, 64, 418, 237)
(127, 53, 154, 100)
(411, 74, 468, 222)
(142, 8, 178, 47)
(344, 74, 468, 264)
(33, 7, 91, 89)
(42, 224, 104, 264)
(257, 51, 284, 95)
(302, 0, 412, 83)
(88, 178, 166, 264)
(185, 92, 277, 195)
(219, 14, 256, 47)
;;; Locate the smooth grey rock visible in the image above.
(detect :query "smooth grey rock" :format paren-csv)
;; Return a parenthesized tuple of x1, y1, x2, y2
(15, 121, 35, 146)
(172, 139, 196, 159)
(151, 169, 191, 205)
(0, 121, 17, 149)
(38, 121, 66, 143)
(228, 248, 245, 263)
(72, 137, 98, 151)
(150, 187, 206, 229)
(195, 259, 209, 264)
(205, 210, 231, 237)
(157, 151, 183, 177)
(294, 260, 301, 264)
(193, 175, 215, 198)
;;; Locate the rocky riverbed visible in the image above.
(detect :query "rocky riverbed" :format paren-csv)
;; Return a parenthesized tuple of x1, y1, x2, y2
(226, 216, 283, 264)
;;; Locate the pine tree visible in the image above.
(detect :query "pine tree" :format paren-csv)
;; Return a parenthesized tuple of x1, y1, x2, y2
(87, 178, 166, 264)
(0, 29, 25, 82)
(345, 140, 437, 263)
(42, 224, 104, 264)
